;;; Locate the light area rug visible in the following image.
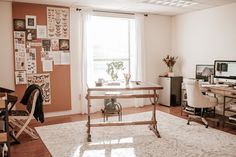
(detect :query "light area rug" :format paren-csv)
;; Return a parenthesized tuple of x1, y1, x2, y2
(35, 111, 236, 157)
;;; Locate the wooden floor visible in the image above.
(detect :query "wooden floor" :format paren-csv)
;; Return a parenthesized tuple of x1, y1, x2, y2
(11, 104, 236, 157)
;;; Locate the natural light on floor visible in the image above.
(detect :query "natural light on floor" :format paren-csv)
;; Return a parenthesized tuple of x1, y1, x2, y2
(81, 148, 136, 157)
(89, 137, 134, 145)
(72, 137, 135, 157)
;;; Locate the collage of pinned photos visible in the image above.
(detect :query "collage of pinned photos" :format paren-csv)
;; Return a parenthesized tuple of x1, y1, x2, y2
(47, 7, 69, 39)
(13, 6, 71, 105)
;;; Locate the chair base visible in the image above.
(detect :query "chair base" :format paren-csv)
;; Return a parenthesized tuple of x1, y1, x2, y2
(10, 118, 39, 139)
(187, 115, 220, 128)
(187, 115, 208, 128)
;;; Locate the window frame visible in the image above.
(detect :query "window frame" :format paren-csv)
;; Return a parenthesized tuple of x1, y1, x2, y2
(91, 14, 135, 81)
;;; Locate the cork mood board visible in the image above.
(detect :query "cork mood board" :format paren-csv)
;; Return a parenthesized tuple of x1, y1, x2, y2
(12, 2, 71, 112)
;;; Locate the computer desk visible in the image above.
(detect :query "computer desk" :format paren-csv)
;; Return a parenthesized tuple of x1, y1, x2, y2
(203, 85, 236, 126)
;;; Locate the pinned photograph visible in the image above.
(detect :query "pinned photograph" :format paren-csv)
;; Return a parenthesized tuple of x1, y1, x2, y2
(37, 25, 47, 39)
(47, 7, 69, 39)
(27, 73, 51, 104)
(26, 15, 37, 29)
(26, 48, 37, 74)
(13, 19, 25, 31)
(42, 39, 51, 51)
(26, 29, 37, 41)
(59, 39, 69, 51)
(51, 39, 59, 51)
(15, 71, 27, 84)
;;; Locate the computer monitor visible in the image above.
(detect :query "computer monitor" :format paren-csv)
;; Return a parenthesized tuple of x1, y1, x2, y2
(214, 60, 236, 79)
(195, 64, 214, 82)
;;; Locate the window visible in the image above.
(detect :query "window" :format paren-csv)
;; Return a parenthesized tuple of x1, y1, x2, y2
(90, 15, 135, 81)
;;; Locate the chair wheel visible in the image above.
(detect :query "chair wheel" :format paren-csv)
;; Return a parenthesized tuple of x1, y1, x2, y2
(205, 125, 208, 128)
(187, 121, 190, 125)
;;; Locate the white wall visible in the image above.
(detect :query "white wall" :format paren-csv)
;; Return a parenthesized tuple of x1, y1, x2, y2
(172, 3, 236, 78)
(172, 3, 236, 114)
(145, 14, 172, 83)
(0, 2, 172, 116)
(0, 1, 14, 90)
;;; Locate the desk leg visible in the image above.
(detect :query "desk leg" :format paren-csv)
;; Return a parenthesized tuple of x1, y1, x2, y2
(4, 95, 11, 157)
(222, 96, 226, 128)
(149, 90, 161, 138)
(87, 91, 91, 142)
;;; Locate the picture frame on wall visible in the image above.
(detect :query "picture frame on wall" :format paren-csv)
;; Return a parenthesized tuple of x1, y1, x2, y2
(59, 39, 69, 51)
(26, 15, 37, 29)
(13, 19, 26, 31)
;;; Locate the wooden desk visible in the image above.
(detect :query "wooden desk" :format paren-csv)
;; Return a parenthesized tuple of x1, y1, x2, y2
(86, 81, 163, 142)
(203, 85, 236, 126)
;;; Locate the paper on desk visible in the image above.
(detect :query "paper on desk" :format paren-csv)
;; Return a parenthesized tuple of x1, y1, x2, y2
(42, 60, 53, 72)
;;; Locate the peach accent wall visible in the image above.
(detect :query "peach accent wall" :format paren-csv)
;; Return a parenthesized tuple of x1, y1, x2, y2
(12, 2, 71, 112)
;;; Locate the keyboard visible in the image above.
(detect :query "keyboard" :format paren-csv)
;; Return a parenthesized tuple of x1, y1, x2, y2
(201, 84, 229, 87)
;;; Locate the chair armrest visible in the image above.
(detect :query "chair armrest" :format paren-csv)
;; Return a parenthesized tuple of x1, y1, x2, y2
(208, 96, 218, 103)
(202, 95, 218, 107)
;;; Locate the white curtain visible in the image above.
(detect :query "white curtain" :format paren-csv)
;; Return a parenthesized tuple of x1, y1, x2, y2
(79, 12, 146, 113)
(69, 8, 82, 114)
(80, 10, 94, 114)
(134, 14, 146, 82)
(133, 14, 146, 107)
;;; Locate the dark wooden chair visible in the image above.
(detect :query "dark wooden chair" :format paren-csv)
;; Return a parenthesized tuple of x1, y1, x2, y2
(103, 98, 122, 122)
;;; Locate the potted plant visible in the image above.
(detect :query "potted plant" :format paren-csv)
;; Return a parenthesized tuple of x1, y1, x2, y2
(106, 61, 125, 81)
(163, 55, 178, 76)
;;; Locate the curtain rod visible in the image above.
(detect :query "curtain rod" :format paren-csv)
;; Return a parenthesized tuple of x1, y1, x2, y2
(76, 8, 148, 16)
(94, 10, 134, 15)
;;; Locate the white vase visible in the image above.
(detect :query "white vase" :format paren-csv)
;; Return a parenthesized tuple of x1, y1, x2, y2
(168, 72, 174, 77)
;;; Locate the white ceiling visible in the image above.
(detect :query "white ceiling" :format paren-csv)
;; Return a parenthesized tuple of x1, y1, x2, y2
(4, 0, 236, 15)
